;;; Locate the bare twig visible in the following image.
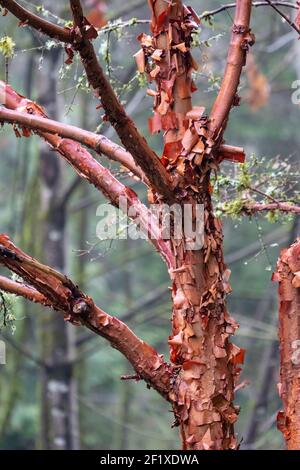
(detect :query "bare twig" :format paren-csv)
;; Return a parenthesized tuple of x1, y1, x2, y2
(264, 0, 300, 35)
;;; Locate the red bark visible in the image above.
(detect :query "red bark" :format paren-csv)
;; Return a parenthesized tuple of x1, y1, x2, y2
(0, 0, 72, 42)
(0, 105, 147, 183)
(137, 0, 252, 450)
(275, 239, 300, 449)
(0, 81, 174, 268)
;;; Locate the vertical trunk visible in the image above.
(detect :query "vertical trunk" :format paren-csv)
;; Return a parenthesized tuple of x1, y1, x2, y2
(276, 237, 300, 450)
(143, 0, 243, 449)
(37, 45, 80, 450)
(169, 194, 242, 450)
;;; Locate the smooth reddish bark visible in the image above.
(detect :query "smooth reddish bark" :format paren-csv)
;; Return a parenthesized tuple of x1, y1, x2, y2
(0, 81, 174, 268)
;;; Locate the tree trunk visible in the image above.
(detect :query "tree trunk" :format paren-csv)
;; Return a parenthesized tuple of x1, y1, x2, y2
(37, 46, 80, 450)
(276, 237, 300, 450)
(169, 194, 242, 450)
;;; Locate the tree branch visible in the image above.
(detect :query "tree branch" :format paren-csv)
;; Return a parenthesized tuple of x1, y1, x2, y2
(209, 0, 254, 142)
(246, 202, 300, 214)
(0, 0, 174, 199)
(275, 238, 300, 449)
(68, 0, 174, 200)
(0, 104, 148, 183)
(201, 2, 298, 21)
(0, 0, 72, 42)
(0, 81, 174, 268)
(0, 275, 50, 306)
(0, 234, 172, 400)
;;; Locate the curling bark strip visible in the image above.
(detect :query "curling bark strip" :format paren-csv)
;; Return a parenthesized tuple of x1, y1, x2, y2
(0, 0, 174, 200)
(138, 0, 248, 450)
(0, 235, 172, 399)
(0, 0, 258, 451)
(275, 239, 300, 449)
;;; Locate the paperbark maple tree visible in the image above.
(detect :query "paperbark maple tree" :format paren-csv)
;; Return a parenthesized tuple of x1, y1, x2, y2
(0, 0, 299, 450)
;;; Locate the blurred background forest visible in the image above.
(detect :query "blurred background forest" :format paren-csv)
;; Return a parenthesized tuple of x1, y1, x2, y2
(0, 0, 299, 450)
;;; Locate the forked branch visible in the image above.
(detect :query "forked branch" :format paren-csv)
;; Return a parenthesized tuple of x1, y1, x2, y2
(0, 81, 174, 268)
(0, 234, 172, 399)
(0, 0, 174, 200)
(0, 105, 148, 183)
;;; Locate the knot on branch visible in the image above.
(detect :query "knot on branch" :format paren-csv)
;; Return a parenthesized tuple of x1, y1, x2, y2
(233, 24, 256, 51)
(71, 297, 92, 316)
(0, 245, 19, 261)
(71, 17, 98, 45)
(64, 296, 94, 325)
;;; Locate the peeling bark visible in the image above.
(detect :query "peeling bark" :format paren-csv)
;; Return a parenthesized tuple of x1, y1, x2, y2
(275, 238, 300, 450)
(168, 201, 243, 450)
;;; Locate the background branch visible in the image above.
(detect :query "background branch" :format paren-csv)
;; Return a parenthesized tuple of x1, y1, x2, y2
(0, 0, 72, 42)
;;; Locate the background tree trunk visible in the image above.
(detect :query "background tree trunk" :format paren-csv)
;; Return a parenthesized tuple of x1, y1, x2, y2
(37, 46, 80, 451)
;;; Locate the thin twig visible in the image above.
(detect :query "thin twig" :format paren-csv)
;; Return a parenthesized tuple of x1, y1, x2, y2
(264, 0, 300, 34)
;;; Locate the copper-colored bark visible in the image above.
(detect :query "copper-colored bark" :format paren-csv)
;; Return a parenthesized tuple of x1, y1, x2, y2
(276, 238, 300, 449)
(247, 203, 300, 215)
(0, 235, 172, 399)
(209, 0, 254, 142)
(0, 275, 50, 306)
(169, 201, 243, 450)
(0, 0, 260, 451)
(139, 0, 249, 450)
(0, 0, 173, 199)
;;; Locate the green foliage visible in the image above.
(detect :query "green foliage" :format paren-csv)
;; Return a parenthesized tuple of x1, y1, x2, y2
(0, 36, 15, 58)
(214, 155, 299, 223)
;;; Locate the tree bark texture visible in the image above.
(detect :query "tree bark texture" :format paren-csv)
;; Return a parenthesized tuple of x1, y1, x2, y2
(276, 238, 300, 450)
